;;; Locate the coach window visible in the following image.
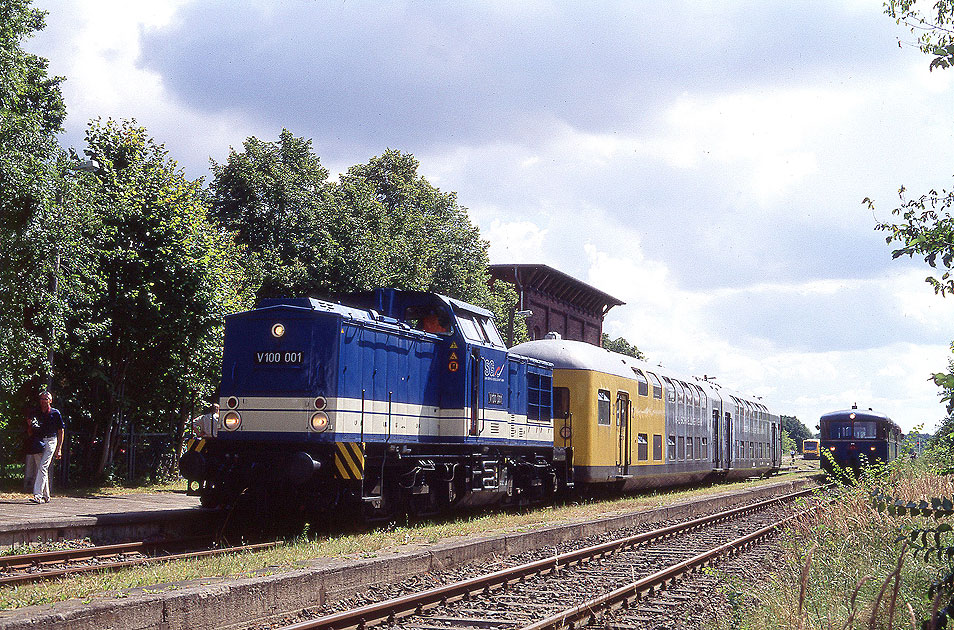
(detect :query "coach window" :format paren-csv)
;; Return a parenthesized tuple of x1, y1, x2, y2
(637, 433, 648, 461)
(633, 369, 649, 397)
(597, 390, 611, 426)
(647, 372, 663, 399)
(695, 436, 701, 459)
(664, 377, 676, 403)
(553, 387, 570, 419)
(686, 436, 694, 460)
(702, 437, 708, 459)
(678, 436, 686, 460)
(653, 434, 663, 460)
(668, 435, 676, 460)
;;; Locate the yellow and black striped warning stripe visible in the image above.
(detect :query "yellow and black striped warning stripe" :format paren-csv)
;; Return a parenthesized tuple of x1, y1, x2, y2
(186, 437, 207, 453)
(334, 442, 365, 480)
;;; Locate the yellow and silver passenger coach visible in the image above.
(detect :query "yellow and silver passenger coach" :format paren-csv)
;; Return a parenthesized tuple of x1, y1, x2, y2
(512, 339, 781, 490)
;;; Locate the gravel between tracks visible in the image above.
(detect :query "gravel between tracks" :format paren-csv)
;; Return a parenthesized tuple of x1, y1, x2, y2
(250, 494, 802, 630)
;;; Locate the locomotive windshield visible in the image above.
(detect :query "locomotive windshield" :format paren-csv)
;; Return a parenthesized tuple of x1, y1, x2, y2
(827, 420, 878, 439)
(457, 313, 505, 348)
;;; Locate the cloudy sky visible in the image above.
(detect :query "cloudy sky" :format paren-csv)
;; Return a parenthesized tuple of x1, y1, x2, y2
(27, 0, 954, 433)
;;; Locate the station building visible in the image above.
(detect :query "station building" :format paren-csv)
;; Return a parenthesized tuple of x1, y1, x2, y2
(487, 263, 624, 347)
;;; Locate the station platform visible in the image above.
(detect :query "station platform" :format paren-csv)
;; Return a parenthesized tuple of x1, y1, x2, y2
(0, 491, 216, 547)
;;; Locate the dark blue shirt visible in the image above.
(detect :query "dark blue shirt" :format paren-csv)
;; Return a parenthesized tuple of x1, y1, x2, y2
(34, 408, 64, 439)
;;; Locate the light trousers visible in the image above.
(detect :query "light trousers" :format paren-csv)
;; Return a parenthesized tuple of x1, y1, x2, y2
(32, 436, 57, 500)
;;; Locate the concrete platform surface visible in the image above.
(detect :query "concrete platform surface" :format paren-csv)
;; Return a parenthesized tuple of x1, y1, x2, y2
(0, 491, 207, 547)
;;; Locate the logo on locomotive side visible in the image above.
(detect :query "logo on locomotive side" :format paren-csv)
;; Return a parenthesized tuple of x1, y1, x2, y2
(483, 359, 505, 382)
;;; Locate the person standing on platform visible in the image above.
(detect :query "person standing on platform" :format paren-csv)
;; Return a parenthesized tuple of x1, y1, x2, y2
(23, 413, 43, 492)
(30, 391, 64, 504)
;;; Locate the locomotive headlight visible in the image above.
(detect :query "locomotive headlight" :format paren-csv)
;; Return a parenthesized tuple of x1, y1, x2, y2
(310, 411, 329, 432)
(829, 446, 836, 451)
(271, 323, 285, 338)
(223, 411, 242, 431)
(870, 446, 876, 451)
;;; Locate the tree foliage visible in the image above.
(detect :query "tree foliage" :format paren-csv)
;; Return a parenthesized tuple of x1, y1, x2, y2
(887, 0, 954, 71)
(781, 414, 814, 450)
(59, 119, 252, 481)
(210, 135, 506, 320)
(601, 333, 646, 360)
(0, 0, 67, 466)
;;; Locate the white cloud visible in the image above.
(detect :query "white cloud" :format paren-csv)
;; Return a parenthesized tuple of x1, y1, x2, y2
(485, 219, 550, 265)
(586, 243, 952, 433)
(31, 0, 257, 173)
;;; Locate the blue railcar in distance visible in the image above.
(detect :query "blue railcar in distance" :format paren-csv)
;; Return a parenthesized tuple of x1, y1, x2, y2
(819, 406, 902, 477)
(180, 289, 566, 520)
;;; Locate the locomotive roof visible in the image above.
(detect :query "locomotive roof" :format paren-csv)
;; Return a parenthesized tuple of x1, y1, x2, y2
(511, 338, 770, 412)
(249, 297, 374, 320)
(820, 408, 899, 430)
(252, 289, 495, 322)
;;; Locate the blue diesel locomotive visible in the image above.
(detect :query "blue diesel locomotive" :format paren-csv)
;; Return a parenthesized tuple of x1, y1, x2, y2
(181, 288, 780, 521)
(819, 406, 902, 475)
(180, 289, 566, 519)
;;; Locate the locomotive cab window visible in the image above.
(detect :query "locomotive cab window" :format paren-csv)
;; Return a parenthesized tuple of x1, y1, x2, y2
(853, 421, 877, 439)
(405, 305, 453, 336)
(597, 390, 611, 426)
(829, 421, 852, 439)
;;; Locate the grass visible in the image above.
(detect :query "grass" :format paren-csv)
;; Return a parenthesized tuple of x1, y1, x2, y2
(718, 460, 949, 629)
(0, 466, 818, 611)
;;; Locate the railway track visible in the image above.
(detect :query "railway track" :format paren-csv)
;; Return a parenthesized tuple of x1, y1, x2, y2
(0, 537, 281, 586)
(272, 486, 825, 630)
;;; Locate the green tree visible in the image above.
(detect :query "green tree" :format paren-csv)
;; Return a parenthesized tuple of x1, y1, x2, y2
(0, 0, 68, 468)
(210, 136, 508, 322)
(209, 129, 331, 298)
(887, 0, 954, 71)
(780, 414, 813, 450)
(601, 333, 646, 360)
(62, 119, 251, 481)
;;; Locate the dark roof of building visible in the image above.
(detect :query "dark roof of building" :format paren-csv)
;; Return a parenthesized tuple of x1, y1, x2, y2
(488, 263, 625, 315)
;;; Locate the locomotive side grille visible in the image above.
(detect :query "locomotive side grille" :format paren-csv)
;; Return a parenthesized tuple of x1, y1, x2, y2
(334, 442, 365, 480)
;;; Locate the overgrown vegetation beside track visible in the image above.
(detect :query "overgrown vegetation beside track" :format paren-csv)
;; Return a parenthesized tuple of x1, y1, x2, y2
(724, 457, 952, 629)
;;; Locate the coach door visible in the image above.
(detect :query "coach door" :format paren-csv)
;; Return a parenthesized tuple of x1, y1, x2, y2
(724, 411, 733, 469)
(616, 392, 631, 476)
(711, 391, 723, 469)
